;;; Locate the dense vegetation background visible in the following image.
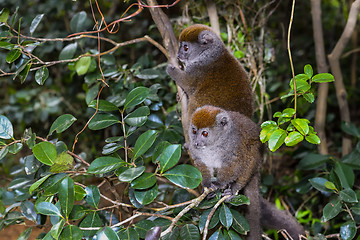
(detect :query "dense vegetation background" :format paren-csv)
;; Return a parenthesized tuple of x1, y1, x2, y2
(0, 0, 360, 239)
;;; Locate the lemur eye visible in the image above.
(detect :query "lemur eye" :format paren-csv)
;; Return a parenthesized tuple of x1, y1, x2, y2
(183, 44, 188, 51)
(202, 131, 208, 137)
(192, 128, 197, 134)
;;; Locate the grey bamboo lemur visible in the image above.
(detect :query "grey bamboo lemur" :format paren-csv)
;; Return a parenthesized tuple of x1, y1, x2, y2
(167, 24, 305, 240)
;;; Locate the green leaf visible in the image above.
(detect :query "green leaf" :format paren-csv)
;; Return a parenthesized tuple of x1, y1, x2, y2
(70, 11, 89, 32)
(85, 185, 100, 208)
(290, 79, 311, 92)
(268, 128, 287, 152)
(18, 62, 32, 83)
(341, 122, 360, 138)
(219, 204, 233, 229)
(17, 228, 32, 240)
(69, 205, 88, 221)
(0, 146, 9, 159)
(231, 209, 249, 234)
(339, 188, 358, 203)
(340, 221, 356, 240)
(322, 199, 342, 222)
(59, 177, 75, 219)
(87, 156, 126, 174)
(50, 218, 65, 239)
(50, 152, 73, 173)
(49, 114, 77, 136)
(132, 130, 157, 160)
(131, 172, 157, 190)
(260, 121, 277, 143)
(0, 115, 13, 139)
(60, 225, 83, 240)
(97, 227, 120, 240)
(75, 56, 91, 76)
(30, 14, 44, 35)
(74, 185, 86, 201)
(209, 229, 224, 240)
(35, 201, 62, 217)
(42, 173, 67, 196)
(59, 43, 78, 60)
(79, 212, 102, 238)
(304, 64, 313, 78)
(118, 166, 145, 182)
(88, 100, 118, 112)
(334, 162, 354, 189)
(32, 142, 57, 166)
(117, 227, 139, 240)
(163, 164, 202, 189)
(124, 106, 150, 127)
(88, 113, 119, 130)
(291, 118, 310, 135)
(303, 92, 315, 103)
(179, 224, 200, 240)
(223, 229, 242, 240)
(350, 203, 360, 215)
(29, 174, 52, 194)
(309, 177, 332, 193)
(6, 49, 21, 63)
(160, 144, 181, 173)
(228, 195, 250, 206)
(312, 73, 334, 83)
(134, 184, 158, 205)
(35, 66, 49, 85)
(0, 41, 15, 50)
(305, 133, 321, 144)
(298, 153, 329, 170)
(124, 87, 150, 110)
(285, 131, 304, 146)
(324, 181, 337, 191)
(0, 8, 10, 23)
(20, 201, 37, 222)
(199, 208, 219, 232)
(9, 142, 22, 154)
(134, 220, 156, 239)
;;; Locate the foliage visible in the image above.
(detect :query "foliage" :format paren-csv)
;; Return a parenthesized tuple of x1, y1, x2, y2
(0, 1, 360, 240)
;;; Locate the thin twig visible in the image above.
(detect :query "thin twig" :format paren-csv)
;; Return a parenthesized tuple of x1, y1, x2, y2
(287, 0, 297, 116)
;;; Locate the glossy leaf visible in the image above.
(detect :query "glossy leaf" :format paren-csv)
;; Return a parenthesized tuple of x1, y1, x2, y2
(268, 128, 286, 152)
(87, 156, 126, 174)
(18, 62, 32, 83)
(159, 144, 181, 173)
(228, 195, 250, 206)
(32, 142, 57, 166)
(339, 188, 358, 203)
(35, 66, 49, 85)
(20, 201, 37, 222)
(50, 219, 65, 239)
(134, 220, 155, 238)
(230, 209, 249, 234)
(303, 92, 315, 103)
(59, 43, 77, 60)
(163, 164, 202, 189)
(219, 204, 233, 229)
(334, 162, 354, 189)
(60, 225, 83, 240)
(199, 208, 220, 232)
(305, 133, 321, 144)
(97, 227, 120, 240)
(43, 173, 67, 196)
(309, 177, 332, 193)
(350, 203, 360, 215)
(223, 229, 242, 240)
(340, 221, 356, 240)
(0, 146, 9, 159)
(29, 174, 52, 194)
(74, 185, 86, 201)
(131, 172, 156, 190)
(0, 8, 9, 23)
(124, 106, 150, 126)
(85, 185, 100, 208)
(341, 122, 360, 138)
(117, 227, 139, 240)
(132, 130, 157, 160)
(0, 115, 13, 139)
(304, 64, 313, 78)
(88, 113, 119, 130)
(322, 199, 342, 222)
(324, 181, 337, 191)
(88, 99, 118, 112)
(312, 73, 334, 83)
(79, 212, 102, 238)
(118, 166, 145, 182)
(285, 131, 304, 146)
(30, 14, 44, 34)
(59, 177, 75, 218)
(36, 201, 62, 217)
(6, 49, 21, 63)
(209, 229, 223, 240)
(291, 118, 309, 135)
(144, 226, 161, 240)
(48, 114, 77, 136)
(124, 87, 150, 110)
(298, 153, 329, 170)
(179, 224, 200, 240)
(17, 228, 32, 240)
(75, 56, 91, 75)
(134, 184, 158, 205)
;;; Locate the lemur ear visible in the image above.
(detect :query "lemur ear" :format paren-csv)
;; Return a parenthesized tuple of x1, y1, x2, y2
(220, 116, 228, 126)
(200, 32, 214, 45)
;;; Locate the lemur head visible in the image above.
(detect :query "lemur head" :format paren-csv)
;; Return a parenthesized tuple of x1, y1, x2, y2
(189, 105, 231, 148)
(177, 24, 224, 69)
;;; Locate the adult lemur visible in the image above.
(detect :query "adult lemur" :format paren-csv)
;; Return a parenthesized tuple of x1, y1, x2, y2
(167, 24, 304, 239)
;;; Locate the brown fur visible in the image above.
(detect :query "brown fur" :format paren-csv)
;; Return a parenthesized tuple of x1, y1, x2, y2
(179, 24, 211, 42)
(191, 105, 221, 129)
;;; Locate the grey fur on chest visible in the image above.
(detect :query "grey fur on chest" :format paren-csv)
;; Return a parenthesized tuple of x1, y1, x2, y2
(193, 148, 223, 177)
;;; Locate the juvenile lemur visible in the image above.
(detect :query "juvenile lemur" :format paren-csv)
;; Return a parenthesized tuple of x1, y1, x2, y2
(167, 24, 305, 239)
(187, 106, 262, 239)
